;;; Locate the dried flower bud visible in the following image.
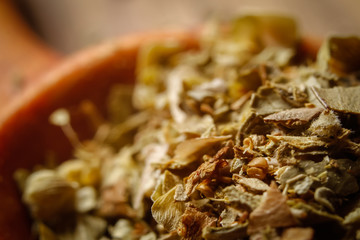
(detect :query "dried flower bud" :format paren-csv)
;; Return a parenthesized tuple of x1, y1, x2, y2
(248, 157, 269, 170)
(23, 170, 76, 223)
(57, 160, 100, 187)
(49, 108, 70, 126)
(247, 167, 267, 180)
(200, 103, 214, 115)
(243, 137, 254, 150)
(196, 179, 214, 197)
(49, 108, 82, 147)
(75, 186, 97, 213)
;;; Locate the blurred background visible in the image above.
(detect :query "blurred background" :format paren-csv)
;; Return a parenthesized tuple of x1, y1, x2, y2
(12, 0, 360, 53)
(0, 0, 360, 109)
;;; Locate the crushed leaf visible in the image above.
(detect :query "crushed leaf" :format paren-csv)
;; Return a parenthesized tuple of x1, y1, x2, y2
(281, 227, 314, 240)
(248, 183, 297, 233)
(177, 206, 217, 240)
(312, 86, 360, 114)
(151, 187, 185, 231)
(15, 14, 360, 240)
(263, 107, 323, 128)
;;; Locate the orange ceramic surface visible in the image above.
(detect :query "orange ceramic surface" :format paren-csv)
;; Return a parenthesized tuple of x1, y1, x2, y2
(0, 30, 198, 240)
(0, 17, 321, 238)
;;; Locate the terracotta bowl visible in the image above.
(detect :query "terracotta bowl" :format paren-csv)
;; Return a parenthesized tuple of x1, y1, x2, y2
(0, 26, 321, 239)
(0, 29, 199, 240)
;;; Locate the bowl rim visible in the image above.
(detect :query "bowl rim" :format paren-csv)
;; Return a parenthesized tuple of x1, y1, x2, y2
(0, 28, 199, 240)
(0, 29, 321, 240)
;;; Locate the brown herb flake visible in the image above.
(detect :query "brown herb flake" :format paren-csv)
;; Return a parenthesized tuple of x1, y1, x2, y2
(184, 156, 228, 198)
(312, 86, 360, 114)
(97, 181, 137, 218)
(263, 107, 323, 128)
(16, 15, 360, 240)
(248, 182, 297, 234)
(168, 136, 231, 169)
(250, 86, 293, 116)
(317, 36, 360, 74)
(151, 187, 185, 231)
(178, 206, 217, 240)
(233, 175, 270, 193)
(281, 227, 314, 240)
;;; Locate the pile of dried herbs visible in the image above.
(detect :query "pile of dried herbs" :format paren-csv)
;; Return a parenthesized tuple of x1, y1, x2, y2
(15, 16, 360, 240)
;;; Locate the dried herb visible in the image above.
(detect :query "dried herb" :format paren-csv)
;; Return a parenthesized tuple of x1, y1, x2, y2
(15, 15, 360, 240)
